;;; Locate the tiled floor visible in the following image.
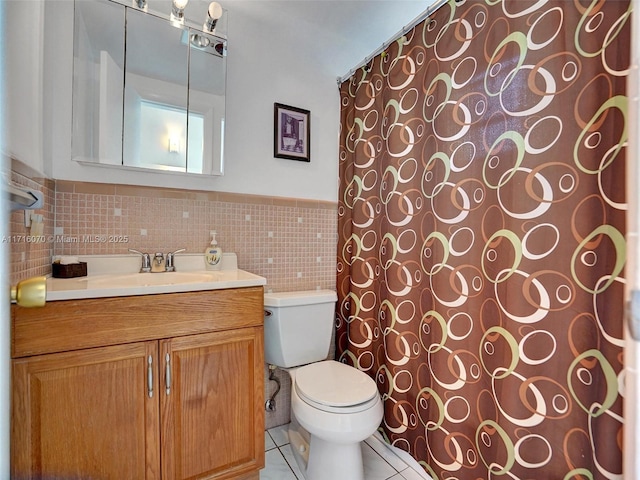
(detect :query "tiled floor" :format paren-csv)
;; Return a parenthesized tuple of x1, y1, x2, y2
(261, 424, 429, 480)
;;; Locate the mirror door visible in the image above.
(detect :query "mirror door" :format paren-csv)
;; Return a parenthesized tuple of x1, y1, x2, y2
(71, 0, 226, 176)
(72, 0, 125, 165)
(123, 8, 190, 172)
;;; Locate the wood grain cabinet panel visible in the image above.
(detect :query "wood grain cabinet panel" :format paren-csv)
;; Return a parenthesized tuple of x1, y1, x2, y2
(12, 341, 161, 479)
(161, 328, 264, 480)
(11, 287, 265, 480)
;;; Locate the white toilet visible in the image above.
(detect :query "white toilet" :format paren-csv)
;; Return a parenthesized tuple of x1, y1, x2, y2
(263, 290, 383, 480)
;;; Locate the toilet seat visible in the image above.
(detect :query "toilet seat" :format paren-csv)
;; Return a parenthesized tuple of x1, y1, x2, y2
(294, 361, 379, 414)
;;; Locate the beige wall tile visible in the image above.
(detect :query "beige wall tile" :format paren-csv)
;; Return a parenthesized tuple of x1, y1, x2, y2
(10, 177, 338, 294)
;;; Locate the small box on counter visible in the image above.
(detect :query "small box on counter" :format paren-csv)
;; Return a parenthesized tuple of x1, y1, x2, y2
(52, 261, 87, 278)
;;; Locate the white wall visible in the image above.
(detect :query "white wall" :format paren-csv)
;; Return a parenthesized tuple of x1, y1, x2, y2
(2, 1, 45, 174)
(1, 3, 45, 472)
(43, 0, 340, 202)
(0, 1, 10, 475)
(222, 2, 340, 201)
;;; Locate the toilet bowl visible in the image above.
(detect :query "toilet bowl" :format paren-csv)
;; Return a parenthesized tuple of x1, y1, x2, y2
(288, 361, 383, 480)
(263, 290, 384, 480)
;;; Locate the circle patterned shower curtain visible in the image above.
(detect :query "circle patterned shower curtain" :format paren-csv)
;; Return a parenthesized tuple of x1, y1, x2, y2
(336, 1, 630, 478)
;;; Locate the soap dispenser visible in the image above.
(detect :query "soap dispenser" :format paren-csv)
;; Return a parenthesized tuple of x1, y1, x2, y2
(204, 231, 223, 270)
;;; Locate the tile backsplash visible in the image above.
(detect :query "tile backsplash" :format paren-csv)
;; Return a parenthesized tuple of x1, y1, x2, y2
(11, 176, 338, 293)
(9, 167, 56, 284)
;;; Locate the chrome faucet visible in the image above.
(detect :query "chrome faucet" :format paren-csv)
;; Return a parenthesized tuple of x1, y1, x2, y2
(151, 252, 165, 273)
(166, 248, 186, 272)
(129, 248, 186, 273)
(128, 249, 151, 273)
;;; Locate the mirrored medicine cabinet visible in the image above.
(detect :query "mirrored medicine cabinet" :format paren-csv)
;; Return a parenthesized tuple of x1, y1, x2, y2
(71, 0, 227, 176)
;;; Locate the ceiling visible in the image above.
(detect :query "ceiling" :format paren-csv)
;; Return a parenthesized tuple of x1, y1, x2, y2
(96, 0, 438, 84)
(226, 0, 436, 79)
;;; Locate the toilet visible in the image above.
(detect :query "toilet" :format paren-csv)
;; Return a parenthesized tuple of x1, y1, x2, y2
(263, 290, 383, 480)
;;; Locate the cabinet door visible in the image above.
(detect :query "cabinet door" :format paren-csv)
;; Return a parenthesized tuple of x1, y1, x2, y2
(160, 327, 264, 480)
(12, 341, 161, 480)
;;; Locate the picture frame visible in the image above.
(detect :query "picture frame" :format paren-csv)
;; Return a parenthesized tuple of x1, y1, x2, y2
(274, 103, 310, 162)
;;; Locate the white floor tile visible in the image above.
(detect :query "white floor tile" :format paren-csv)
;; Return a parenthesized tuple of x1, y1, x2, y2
(364, 435, 409, 472)
(268, 424, 290, 447)
(264, 431, 276, 451)
(280, 443, 306, 479)
(398, 467, 430, 480)
(260, 449, 298, 480)
(362, 442, 398, 480)
(264, 424, 433, 480)
(370, 433, 433, 480)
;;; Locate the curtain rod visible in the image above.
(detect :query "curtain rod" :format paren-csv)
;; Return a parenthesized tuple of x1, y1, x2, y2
(336, 0, 449, 85)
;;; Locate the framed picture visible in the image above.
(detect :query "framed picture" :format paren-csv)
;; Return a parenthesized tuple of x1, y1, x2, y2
(274, 103, 310, 162)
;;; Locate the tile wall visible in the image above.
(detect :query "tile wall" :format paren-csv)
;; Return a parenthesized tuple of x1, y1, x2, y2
(10, 176, 338, 293)
(52, 180, 338, 294)
(8, 163, 56, 284)
(9, 164, 339, 429)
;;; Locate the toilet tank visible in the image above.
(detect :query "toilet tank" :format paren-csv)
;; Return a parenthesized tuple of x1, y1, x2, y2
(263, 290, 338, 368)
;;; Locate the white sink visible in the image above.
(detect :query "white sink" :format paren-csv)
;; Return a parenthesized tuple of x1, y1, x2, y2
(79, 271, 221, 288)
(45, 253, 266, 301)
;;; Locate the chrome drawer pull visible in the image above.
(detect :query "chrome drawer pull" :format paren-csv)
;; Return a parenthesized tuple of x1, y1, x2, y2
(147, 355, 154, 398)
(165, 353, 171, 395)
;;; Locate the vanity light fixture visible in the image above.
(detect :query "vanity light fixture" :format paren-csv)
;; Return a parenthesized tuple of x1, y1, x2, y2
(204, 2, 223, 32)
(171, 0, 189, 23)
(190, 33, 211, 48)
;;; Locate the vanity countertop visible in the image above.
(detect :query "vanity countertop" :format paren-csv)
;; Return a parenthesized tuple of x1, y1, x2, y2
(46, 253, 266, 301)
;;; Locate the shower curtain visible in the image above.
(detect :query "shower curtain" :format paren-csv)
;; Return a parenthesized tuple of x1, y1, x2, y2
(336, 1, 630, 478)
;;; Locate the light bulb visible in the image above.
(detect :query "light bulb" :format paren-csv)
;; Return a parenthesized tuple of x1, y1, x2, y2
(171, 0, 189, 22)
(204, 2, 223, 32)
(208, 2, 222, 20)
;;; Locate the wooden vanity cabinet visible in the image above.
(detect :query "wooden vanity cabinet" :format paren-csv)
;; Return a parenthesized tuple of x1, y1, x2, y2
(12, 341, 161, 479)
(11, 286, 265, 480)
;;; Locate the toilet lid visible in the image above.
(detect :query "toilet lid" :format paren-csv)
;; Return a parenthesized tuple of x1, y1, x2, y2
(295, 361, 378, 408)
